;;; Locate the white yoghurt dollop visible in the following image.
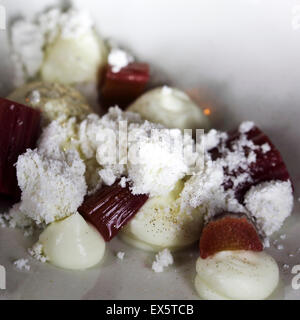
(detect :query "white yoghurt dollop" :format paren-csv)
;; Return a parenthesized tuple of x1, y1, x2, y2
(38, 212, 105, 270)
(195, 250, 279, 300)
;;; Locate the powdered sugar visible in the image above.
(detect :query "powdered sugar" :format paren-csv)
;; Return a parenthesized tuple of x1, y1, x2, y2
(244, 180, 293, 236)
(117, 252, 125, 260)
(14, 259, 30, 271)
(152, 249, 174, 272)
(239, 121, 255, 133)
(28, 243, 48, 263)
(108, 48, 134, 73)
(14, 148, 87, 225)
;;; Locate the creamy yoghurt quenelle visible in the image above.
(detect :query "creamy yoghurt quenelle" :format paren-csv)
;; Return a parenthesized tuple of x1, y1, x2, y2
(36, 213, 105, 270)
(127, 86, 210, 131)
(194, 250, 279, 300)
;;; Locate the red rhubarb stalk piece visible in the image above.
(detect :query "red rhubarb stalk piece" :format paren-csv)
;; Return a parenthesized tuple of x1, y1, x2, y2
(0, 97, 41, 200)
(199, 214, 263, 259)
(99, 62, 150, 111)
(78, 180, 148, 241)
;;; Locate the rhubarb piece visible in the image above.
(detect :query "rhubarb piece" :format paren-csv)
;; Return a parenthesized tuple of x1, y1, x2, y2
(78, 181, 149, 241)
(199, 214, 263, 259)
(209, 124, 291, 203)
(0, 98, 41, 199)
(99, 63, 150, 111)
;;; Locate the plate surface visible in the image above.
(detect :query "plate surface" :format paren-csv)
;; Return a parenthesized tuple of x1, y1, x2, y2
(0, 0, 300, 300)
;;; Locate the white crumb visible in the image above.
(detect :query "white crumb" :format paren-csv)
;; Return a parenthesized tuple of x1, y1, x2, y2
(28, 243, 48, 263)
(108, 48, 134, 73)
(261, 143, 271, 153)
(152, 249, 174, 273)
(244, 181, 293, 236)
(239, 121, 255, 133)
(277, 244, 284, 250)
(117, 252, 125, 260)
(14, 259, 30, 271)
(14, 148, 87, 225)
(283, 264, 289, 270)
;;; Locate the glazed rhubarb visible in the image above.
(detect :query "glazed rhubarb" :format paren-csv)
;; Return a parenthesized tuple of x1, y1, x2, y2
(0, 97, 41, 199)
(78, 181, 149, 241)
(199, 214, 263, 259)
(99, 62, 150, 110)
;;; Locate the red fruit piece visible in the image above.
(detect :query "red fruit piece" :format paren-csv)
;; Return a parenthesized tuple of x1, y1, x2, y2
(209, 124, 291, 203)
(78, 180, 148, 241)
(0, 97, 41, 200)
(199, 214, 263, 259)
(99, 62, 150, 111)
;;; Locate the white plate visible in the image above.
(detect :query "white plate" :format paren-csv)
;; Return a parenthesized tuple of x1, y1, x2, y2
(0, 0, 300, 300)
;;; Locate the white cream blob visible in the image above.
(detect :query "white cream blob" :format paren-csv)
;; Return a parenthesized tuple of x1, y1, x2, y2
(127, 87, 211, 131)
(195, 250, 279, 300)
(120, 181, 204, 251)
(38, 212, 105, 270)
(41, 30, 107, 84)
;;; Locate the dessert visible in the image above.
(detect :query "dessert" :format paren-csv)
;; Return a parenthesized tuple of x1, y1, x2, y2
(194, 251, 279, 300)
(0, 2, 295, 300)
(127, 86, 211, 131)
(37, 213, 106, 270)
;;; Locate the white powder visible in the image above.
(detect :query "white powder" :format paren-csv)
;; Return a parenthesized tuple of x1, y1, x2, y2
(28, 243, 48, 263)
(119, 177, 128, 188)
(128, 128, 189, 197)
(99, 168, 117, 186)
(14, 148, 87, 225)
(10, 20, 44, 85)
(10, 7, 95, 85)
(204, 129, 228, 151)
(38, 106, 192, 197)
(117, 252, 125, 260)
(263, 237, 270, 248)
(108, 48, 134, 73)
(244, 180, 293, 236)
(239, 121, 255, 133)
(14, 259, 30, 271)
(28, 90, 41, 105)
(152, 249, 174, 273)
(261, 143, 271, 153)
